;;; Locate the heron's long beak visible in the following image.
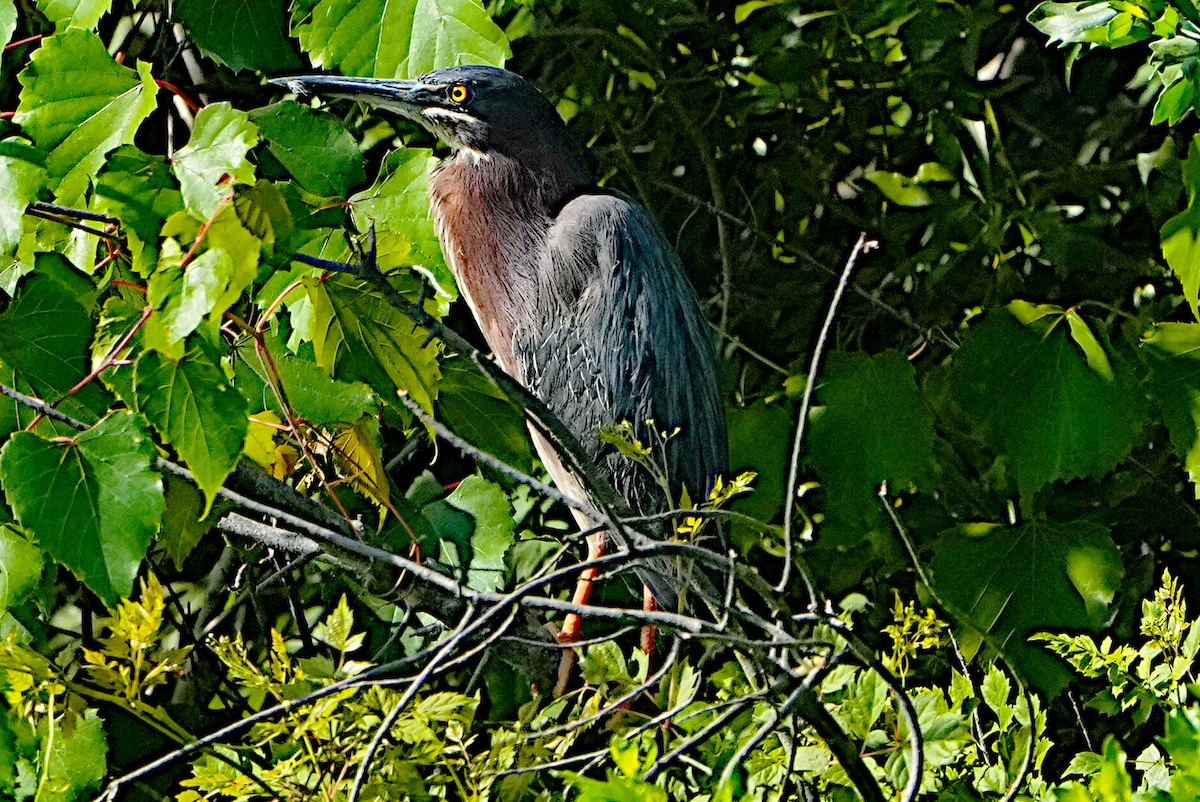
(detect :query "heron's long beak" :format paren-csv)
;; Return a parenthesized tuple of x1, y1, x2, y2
(268, 75, 437, 118)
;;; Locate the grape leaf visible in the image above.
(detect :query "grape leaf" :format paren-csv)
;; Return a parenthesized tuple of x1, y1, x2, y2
(931, 518, 1123, 694)
(0, 0, 15, 64)
(939, 304, 1144, 503)
(1141, 322, 1200, 496)
(251, 100, 365, 197)
(0, 139, 46, 266)
(36, 0, 111, 31)
(14, 30, 157, 204)
(0, 271, 92, 401)
(436, 358, 532, 473)
(145, 245, 233, 358)
(807, 350, 934, 523)
(175, 0, 301, 73)
(331, 414, 389, 504)
(134, 348, 249, 512)
(293, 0, 510, 80)
(42, 708, 108, 799)
(306, 273, 440, 416)
(159, 475, 218, 570)
(1161, 137, 1200, 322)
(275, 355, 378, 425)
(0, 525, 43, 614)
(93, 145, 184, 276)
(0, 411, 164, 604)
(171, 102, 259, 219)
(445, 474, 514, 593)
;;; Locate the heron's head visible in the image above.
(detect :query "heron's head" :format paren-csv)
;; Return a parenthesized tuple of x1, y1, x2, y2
(271, 66, 581, 168)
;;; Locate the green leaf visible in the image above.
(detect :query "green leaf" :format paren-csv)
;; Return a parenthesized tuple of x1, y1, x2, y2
(134, 348, 249, 512)
(293, 0, 510, 79)
(312, 595, 364, 653)
(14, 30, 158, 204)
(171, 102, 259, 219)
(275, 355, 378, 425)
(436, 358, 532, 473)
(159, 475, 216, 570)
(0, 411, 164, 604)
(807, 350, 934, 522)
(35, 0, 111, 30)
(1028, 2, 1119, 46)
(41, 708, 108, 799)
(193, 207, 262, 319)
(175, 0, 301, 73)
(1163, 202, 1200, 324)
(1152, 75, 1196, 126)
(567, 774, 668, 802)
(0, 139, 47, 264)
(306, 273, 440, 417)
(93, 145, 184, 276)
(939, 304, 1144, 502)
(145, 245, 233, 356)
(0, 525, 43, 614)
(251, 100, 365, 197)
(866, 170, 932, 206)
(1146, 323, 1200, 496)
(0, 271, 92, 401)
(0, 0, 15, 65)
(1163, 708, 1200, 800)
(931, 518, 1123, 694)
(445, 473, 514, 593)
(350, 148, 454, 297)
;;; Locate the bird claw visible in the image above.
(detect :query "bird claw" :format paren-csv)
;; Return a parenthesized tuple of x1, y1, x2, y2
(349, 223, 381, 279)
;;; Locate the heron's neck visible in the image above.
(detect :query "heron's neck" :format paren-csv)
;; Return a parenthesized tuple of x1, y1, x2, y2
(429, 150, 586, 372)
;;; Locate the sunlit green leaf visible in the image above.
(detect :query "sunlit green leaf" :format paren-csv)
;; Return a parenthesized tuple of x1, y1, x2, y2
(35, 0, 110, 30)
(134, 347, 249, 512)
(0, 411, 163, 604)
(41, 708, 108, 798)
(867, 170, 931, 206)
(350, 148, 454, 298)
(0, 525, 42, 614)
(171, 102, 259, 219)
(145, 245, 234, 356)
(14, 29, 158, 204)
(306, 273, 440, 416)
(0, 139, 47, 264)
(293, 0, 510, 79)
(445, 473, 514, 593)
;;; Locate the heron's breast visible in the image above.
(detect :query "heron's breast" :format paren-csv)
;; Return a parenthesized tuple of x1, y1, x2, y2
(429, 163, 537, 374)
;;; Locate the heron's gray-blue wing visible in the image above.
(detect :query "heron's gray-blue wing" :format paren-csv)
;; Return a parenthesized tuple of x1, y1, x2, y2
(517, 190, 727, 520)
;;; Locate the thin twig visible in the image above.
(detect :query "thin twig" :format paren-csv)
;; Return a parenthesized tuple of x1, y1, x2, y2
(779, 234, 875, 598)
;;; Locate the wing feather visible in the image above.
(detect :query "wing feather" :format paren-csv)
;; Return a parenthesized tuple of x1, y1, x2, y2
(515, 191, 727, 520)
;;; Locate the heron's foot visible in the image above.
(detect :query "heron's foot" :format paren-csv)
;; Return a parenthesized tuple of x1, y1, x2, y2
(286, 224, 381, 277)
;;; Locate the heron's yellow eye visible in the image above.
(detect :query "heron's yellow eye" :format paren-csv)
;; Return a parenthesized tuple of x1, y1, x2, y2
(448, 84, 470, 103)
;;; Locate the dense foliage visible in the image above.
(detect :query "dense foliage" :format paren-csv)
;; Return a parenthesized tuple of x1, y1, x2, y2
(1, 0, 1200, 799)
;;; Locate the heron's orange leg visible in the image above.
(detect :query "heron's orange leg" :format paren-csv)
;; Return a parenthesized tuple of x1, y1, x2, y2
(640, 585, 657, 655)
(554, 531, 605, 695)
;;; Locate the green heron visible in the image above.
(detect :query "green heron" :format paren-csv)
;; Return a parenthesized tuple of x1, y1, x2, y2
(273, 66, 727, 649)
